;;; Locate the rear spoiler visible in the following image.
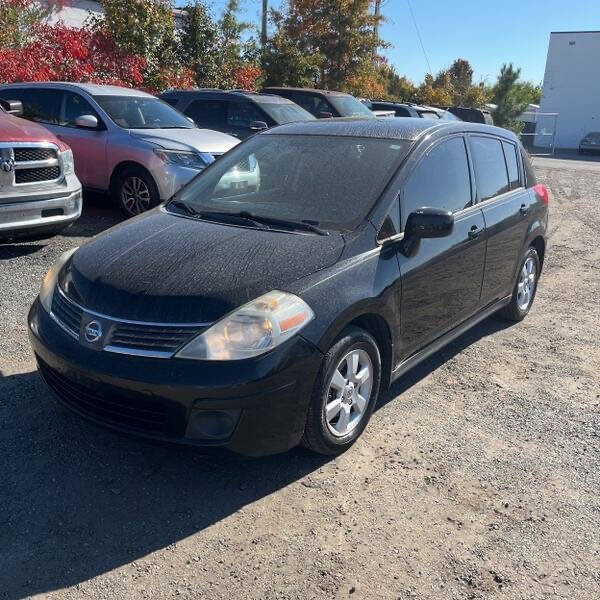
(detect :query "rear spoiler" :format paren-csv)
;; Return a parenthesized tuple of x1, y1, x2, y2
(0, 98, 23, 116)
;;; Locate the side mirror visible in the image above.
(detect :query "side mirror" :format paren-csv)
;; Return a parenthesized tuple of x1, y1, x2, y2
(249, 120, 268, 131)
(318, 111, 333, 119)
(75, 114, 99, 129)
(401, 207, 454, 256)
(0, 99, 23, 116)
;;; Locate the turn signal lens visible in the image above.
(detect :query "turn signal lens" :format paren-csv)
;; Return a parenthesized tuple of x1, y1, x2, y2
(533, 184, 549, 206)
(176, 291, 314, 361)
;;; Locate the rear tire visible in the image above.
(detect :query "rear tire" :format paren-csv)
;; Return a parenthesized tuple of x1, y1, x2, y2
(499, 246, 540, 322)
(302, 326, 381, 455)
(113, 166, 160, 218)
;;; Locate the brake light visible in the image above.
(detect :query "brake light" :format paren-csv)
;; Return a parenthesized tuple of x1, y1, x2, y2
(533, 184, 549, 206)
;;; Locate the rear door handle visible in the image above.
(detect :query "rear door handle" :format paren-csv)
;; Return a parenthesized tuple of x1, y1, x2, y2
(519, 204, 529, 216)
(468, 225, 482, 240)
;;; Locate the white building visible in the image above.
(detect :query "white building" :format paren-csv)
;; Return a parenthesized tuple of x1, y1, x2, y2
(539, 31, 600, 150)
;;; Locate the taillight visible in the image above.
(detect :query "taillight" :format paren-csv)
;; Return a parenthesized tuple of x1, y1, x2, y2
(533, 184, 549, 206)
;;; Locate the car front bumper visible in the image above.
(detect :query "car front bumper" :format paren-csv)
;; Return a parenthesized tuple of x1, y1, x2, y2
(28, 299, 323, 456)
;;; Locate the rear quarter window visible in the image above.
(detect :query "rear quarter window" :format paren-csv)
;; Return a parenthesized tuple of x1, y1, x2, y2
(502, 141, 521, 189)
(470, 136, 510, 201)
(521, 148, 537, 187)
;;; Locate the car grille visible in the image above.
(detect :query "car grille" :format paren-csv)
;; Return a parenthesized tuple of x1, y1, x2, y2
(37, 357, 174, 435)
(14, 147, 57, 162)
(109, 323, 204, 354)
(15, 166, 61, 184)
(51, 287, 83, 338)
(50, 286, 206, 358)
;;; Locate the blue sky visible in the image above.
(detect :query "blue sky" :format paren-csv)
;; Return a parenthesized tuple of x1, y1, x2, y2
(178, 0, 599, 85)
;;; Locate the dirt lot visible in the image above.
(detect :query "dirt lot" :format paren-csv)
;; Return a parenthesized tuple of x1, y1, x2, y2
(1, 163, 599, 600)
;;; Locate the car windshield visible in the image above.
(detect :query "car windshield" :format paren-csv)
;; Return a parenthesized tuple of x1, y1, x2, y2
(328, 95, 376, 118)
(169, 134, 409, 231)
(94, 95, 193, 129)
(255, 99, 315, 124)
(440, 111, 461, 121)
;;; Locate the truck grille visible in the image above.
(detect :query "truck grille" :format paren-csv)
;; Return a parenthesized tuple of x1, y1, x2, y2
(15, 166, 61, 184)
(50, 286, 206, 358)
(14, 147, 57, 162)
(0, 142, 62, 188)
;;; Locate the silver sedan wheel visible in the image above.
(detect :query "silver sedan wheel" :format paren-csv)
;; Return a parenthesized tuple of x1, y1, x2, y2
(121, 176, 151, 215)
(517, 256, 537, 311)
(325, 349, 373, 437)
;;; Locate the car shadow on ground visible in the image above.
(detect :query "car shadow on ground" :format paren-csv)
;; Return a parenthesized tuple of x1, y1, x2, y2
(0, 315, 513, 598)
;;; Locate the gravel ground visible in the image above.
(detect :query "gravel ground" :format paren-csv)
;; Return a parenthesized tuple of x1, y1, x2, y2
(1, 165, 599, 600)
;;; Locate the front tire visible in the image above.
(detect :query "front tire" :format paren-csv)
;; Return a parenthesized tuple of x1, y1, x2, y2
(499, 246, 540, 322)
(113, 166, 160, 218)
(302, 326, 381, 455)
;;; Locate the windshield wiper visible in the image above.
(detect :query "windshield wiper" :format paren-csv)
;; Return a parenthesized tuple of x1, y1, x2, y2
(237, 212, 329, 236)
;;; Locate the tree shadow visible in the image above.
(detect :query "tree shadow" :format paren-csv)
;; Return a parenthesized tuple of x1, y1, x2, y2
(0, 369, 328, 599)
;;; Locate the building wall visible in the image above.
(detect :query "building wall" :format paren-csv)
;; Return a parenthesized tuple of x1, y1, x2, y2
(44, 0, 103, 29)
(539, 31, 600, 149)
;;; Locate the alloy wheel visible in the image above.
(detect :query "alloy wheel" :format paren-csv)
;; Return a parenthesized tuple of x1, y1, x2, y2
(325, 349, 373, 437)
(121, 176, 151, 215)
(517, 256, 537, 311)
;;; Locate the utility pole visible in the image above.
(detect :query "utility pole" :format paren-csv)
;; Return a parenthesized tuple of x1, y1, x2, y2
(374, 0, 382, 38)
(261, 0, 268, 47)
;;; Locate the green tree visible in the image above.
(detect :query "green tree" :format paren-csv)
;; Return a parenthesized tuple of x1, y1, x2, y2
(0, 0, 53, 49)
(262, 0, 387, 96)
(178, 1, 221, 86)
(99, 0, 177, 88)
(492, 63, 530, 131)
(447, 58, 473, 103)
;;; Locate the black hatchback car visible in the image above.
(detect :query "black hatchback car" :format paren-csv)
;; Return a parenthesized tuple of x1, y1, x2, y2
(29, 119, 548, 456)
(159, 89, 315, 139)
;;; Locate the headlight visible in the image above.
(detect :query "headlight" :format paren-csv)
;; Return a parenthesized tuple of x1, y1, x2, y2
(154, 149, 214, 170)
(60, 149, 75, 175)
(39, 247, 78, 313)
(176, 290, 314, 361)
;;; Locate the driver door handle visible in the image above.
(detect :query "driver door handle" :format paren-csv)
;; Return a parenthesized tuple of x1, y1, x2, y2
(468, 225, 482, 240)
(520, 204, 529, 216)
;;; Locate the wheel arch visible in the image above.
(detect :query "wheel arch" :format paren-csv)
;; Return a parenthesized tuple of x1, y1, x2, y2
(109, 161, 157, 195)
(530, 235, 546, 271)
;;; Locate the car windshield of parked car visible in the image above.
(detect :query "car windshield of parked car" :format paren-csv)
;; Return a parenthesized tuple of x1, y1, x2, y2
(255, 99, 315, 124)
(94, 95, 193, 129)
(169, 134, 409, 231)
(327, 95, 376, 118)
(440, 111, 461, 121)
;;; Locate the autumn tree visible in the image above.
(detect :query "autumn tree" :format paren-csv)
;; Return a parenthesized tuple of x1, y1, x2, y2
(0, 0, 53, 48)
(262, 0, 387, 96)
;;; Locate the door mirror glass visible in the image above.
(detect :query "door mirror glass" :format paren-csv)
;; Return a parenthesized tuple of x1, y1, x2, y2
(0, 98, 23, 116)
(75, 114, 99, 129)
(405, 207, 454, 239)
(249, 120, 268, 131)
(318, 111, 333, 119)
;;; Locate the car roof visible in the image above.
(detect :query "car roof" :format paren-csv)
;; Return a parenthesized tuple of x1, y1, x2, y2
(0, 81, 153, 98)
(262, 87, 350, 97)
(264, 118, 519, 143)
(161, 89, 296, 104)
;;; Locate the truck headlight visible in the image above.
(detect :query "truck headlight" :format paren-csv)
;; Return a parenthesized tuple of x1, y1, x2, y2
(154, 149, 214, 170)
(60, 149, 75, 175)
(39, 247, 78, 313)
(176, 291, 314, 360)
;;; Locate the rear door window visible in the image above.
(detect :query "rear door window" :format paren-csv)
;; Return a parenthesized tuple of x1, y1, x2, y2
(401, 136, 472, 228)
(394, 107, 412, 117)
(502, 141, 521, 189)
(5, 88, 61, 124)
(185, 99, 228, 129)
(470, 136, 510, 201)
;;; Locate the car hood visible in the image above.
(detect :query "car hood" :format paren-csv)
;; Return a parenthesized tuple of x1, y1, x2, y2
(128, 128, 239, 154)
(0, 113, 69, 150)
(60, 209, 345, 323)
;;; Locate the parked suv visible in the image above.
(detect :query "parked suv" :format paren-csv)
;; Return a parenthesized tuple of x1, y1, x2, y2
(0, 98, 81, 238)
(0, 83, 239, 217)
(262, 87, 376, 119)
(29, 119, 548, 456)
(160, 90, 315, 139)
(370, 101, 460, 120)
